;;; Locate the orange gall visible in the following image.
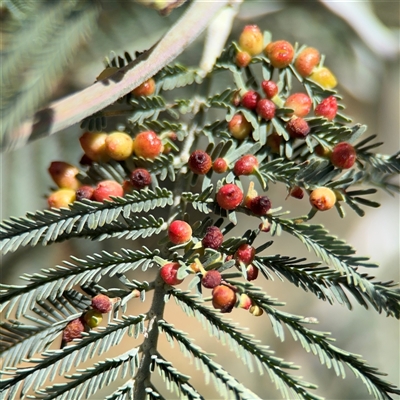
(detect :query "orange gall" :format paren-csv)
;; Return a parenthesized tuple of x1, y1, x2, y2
(294, 47, 320, 77)
(48, 161, 80, 190)
(132, 78, 156, 97)
(309, 187, 336, 211)
(212, 285, 236, 313)
(168, 220, 192, 244)
(265, 40, 294, 68)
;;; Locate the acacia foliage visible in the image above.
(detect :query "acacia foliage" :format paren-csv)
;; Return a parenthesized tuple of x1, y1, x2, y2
(1, 30, 400, 400)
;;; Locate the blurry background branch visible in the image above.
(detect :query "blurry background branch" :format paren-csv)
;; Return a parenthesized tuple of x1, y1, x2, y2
(0, 0, 232, 151)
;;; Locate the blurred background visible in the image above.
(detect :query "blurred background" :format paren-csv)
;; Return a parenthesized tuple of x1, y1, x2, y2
(1, 1, 399, 399)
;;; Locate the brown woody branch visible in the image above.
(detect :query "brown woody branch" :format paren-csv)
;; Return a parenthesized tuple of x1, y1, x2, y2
(7, 0, 229, 151)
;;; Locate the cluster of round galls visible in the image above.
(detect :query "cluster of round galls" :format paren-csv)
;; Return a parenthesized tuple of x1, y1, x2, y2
(226, 25, 358, 214)
(79, 129, 163, 163)
(55, 29, 359, 334)
(306, 143, 356, 210)
(62, 294, 114, 345)
(160, 221, 262, 315)
(229, 84, 338, 144)
(46, 128, 168, 208)
(185, 147, 272, 215)
(207, 241, 262, 315)
(230, 25, 339, 147)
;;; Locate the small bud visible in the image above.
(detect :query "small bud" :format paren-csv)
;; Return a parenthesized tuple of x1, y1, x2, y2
(133, 131, 163, 159)
(122, 180, 134, 194)
(246, 265, 259, 281)
(249, 305, 264, 316)
(289, 186, 304, 199)
(330, 142, 356, 169)
(75, 185, 95, 201)
(132, 78, 156, 97)
(130, 168, 152, 190)
(92, 180, 124, 202)
(235, 244, 255, 266)
(92, 294, 113, 313)
(286, 117, 310, 139)
(284, 93, 312, 118)
(105, 132, 134, 161)
(131, 289, 141, 298)
(79, 132, 109, 162)
(160, 262, 184, 286)
(48, 189, 76, 209)
(233, 155, 259, 176)
(48, 161, 80, 190)
(202, 226, 224, 250)
(241, 90, 261, 110)
(310, 66, 337, 89)
(235, 51, 252, 68)
(228, 113, 252, 140)
(259, 220, 271, 233)
(315, 96, 338, 121)
(294, 47, 320, 77)
(265, 40, 294, 68)
(212, 158, 229, 173)
(83, 309, 103, 328)
(256, 99, 276, 121)
(62, 318, 85, 345)
(248, 195, 272, 216)
(261, 80, 279, 99)
(238, 293, 252, 310)
(202, 270, 222, 289)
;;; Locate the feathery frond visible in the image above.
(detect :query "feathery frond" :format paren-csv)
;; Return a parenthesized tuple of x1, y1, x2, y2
(155, 64, 203, 91)
(269, 217, 378, 281)
(0, 315, 146, 398)
(0, 247, 156, 318)
(230, 282, 400, 399)
(0, 291, 90, 368)
(0, 188, 173, 254)
(171, 291, 322, 400)
(33, 347, 140, 400)
(254, 255, 400, 318)
(159, 321, 262, 400)
(151, 353, 204, 399)
(1, 20, 399, 400)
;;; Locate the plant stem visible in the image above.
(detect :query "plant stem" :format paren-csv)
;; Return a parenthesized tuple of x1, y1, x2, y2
(132, 93, 208, 396)
(132, 274, 167, 399)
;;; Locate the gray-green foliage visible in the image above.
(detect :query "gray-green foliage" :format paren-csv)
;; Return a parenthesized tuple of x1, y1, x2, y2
(1, 0, 101, 148)
(1, 26, 400, 400)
